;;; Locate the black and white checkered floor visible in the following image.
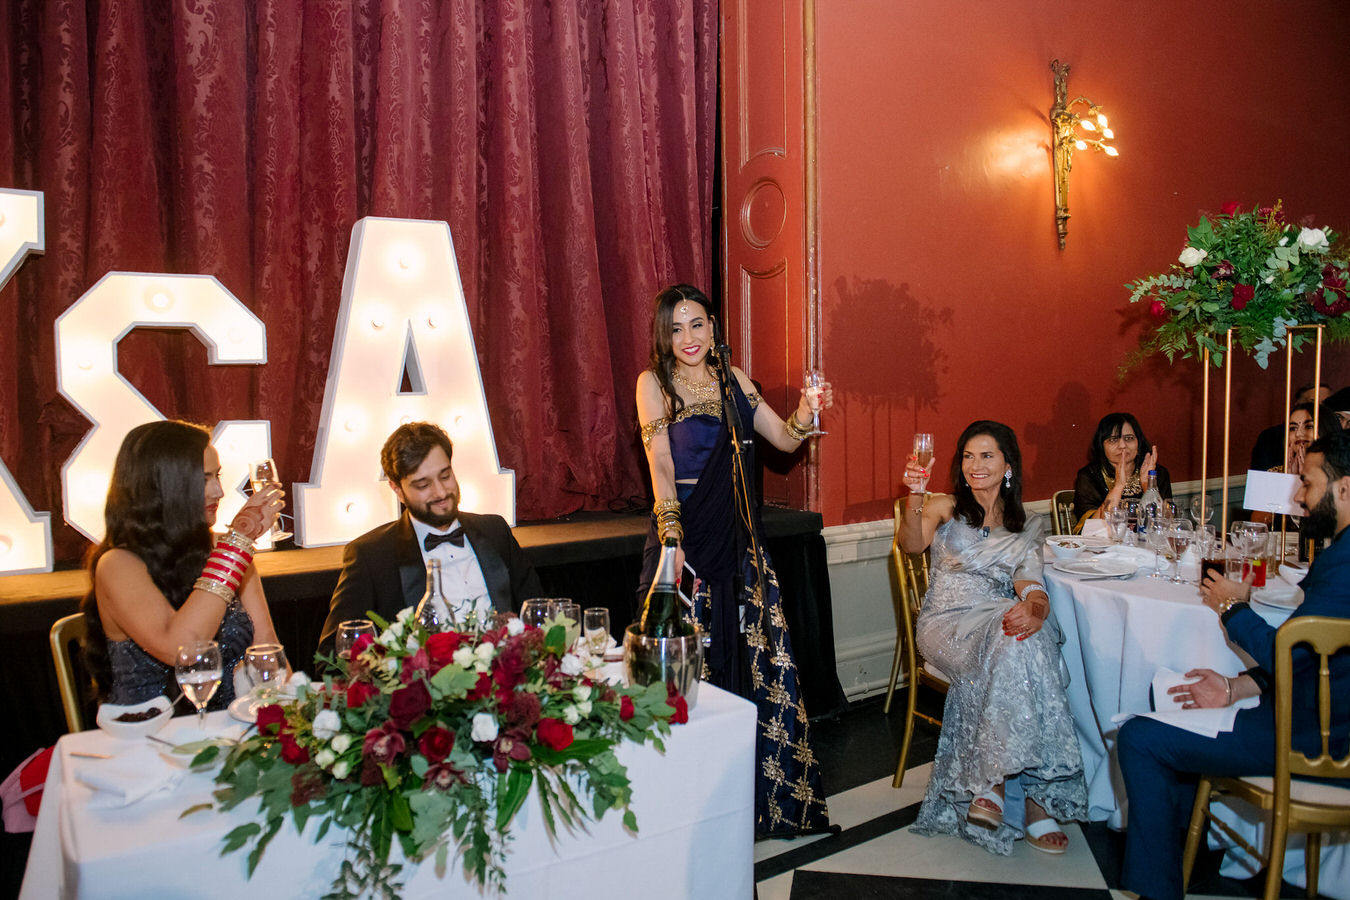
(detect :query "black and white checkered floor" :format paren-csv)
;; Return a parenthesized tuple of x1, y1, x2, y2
(756, 693, 1312, 900)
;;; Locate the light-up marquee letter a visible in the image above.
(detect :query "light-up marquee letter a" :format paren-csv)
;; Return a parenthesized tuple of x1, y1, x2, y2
(0, 188, 52, 573)
(295, 217, 514, 546)
(55, 275, 268, 542)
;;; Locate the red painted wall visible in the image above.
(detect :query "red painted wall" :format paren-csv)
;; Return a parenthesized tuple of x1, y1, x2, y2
(814, 0, 1350, 524)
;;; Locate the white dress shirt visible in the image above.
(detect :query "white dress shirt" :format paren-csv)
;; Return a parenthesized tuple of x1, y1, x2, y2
(409, 517, 493, 624)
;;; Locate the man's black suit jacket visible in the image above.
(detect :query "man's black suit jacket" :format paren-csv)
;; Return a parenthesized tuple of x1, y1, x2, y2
(318, 511, 543, 654)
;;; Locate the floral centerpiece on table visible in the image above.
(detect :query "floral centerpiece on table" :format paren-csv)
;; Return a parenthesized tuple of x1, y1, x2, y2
(1124, 201, 1350, 370)
(191, 610, 685, 899)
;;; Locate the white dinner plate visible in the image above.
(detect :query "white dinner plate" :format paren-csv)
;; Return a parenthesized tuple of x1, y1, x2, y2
(1050, 558, 1137, 578)
(1251, 583, 1301, 610)
(228, 696, 261, 724)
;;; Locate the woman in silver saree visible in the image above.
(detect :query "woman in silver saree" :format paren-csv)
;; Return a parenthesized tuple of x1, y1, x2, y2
(898, 420, 1086, 855)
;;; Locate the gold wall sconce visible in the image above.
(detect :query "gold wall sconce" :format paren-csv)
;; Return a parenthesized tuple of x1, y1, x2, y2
(1050, 59, 1118, 249)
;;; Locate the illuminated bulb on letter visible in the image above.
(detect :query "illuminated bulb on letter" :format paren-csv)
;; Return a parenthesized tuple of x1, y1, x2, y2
(398, 255, 412, 270)
(370, 315, 385, 330)
(343, 416, 361, 434)
(148, 291, 173, 312)
(0, 211, 6, 227)
(1074, 140, 1087, 151)
(344, 500, 363, 519)
(0, 535, 11, 556)
(77, 357, 94, 372)
(427, 313, 441, 330)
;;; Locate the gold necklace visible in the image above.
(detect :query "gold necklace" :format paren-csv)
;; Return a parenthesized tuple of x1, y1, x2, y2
(672, 369, 719, 401)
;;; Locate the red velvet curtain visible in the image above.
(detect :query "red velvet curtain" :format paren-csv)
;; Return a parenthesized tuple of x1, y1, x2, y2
(0, 0, 716, 563)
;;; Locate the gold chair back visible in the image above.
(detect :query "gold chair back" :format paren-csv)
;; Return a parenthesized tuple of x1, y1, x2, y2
(1182, 615, 1350, 900)
(884, 499, 945, 788)
(1051, 489, 1076, 535)
(49, 612, 89, 734)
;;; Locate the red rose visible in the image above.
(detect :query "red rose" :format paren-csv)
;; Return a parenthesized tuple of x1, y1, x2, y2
(363, 721, 407, 764)
(255, 704, 285, 736)
(388, 679, 432, 729)
(536, 717, 574, 751)
(346, 679, 379, 708)
(1220, 201, 1242, 216)
(466, 671, 494, 701)
(425, 631, 465, 671)
(278, 730, 310, 764)
(492, 640, 529, 691)
(619, 695, 635, 721)
(417, 725, 456, 763)
(399, 648, 431, 684)
(1148, 299, 1167, 318)
(668, 694, 689, 725)
(1231, 283, 1254, 310)
(350, 633, 375, 656)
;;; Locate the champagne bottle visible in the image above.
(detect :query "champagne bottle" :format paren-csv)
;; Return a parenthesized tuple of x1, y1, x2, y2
(414, 559, 455, 632)
(638, 537, 683, 638)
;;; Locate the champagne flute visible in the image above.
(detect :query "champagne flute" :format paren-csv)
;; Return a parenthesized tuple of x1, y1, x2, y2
(912, 433, 935, 493)
(1167, 520, 1194, 583)
(244, 642, 289, 704)
(1144, 514, 1169, 579)
(336, 619, 375, 661)
(801, 370, 828, 436)
(249, 458, 292, 541)
(176, 640, 223, 728)
(583, 607, 611, 656)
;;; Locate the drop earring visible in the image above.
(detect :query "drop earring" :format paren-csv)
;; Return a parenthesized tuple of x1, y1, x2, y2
(1004, 470, 1012, 489)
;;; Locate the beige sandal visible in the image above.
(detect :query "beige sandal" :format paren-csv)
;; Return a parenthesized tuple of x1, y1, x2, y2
(966, 789, 1004, 830)
(1025, 817, 1068, 854)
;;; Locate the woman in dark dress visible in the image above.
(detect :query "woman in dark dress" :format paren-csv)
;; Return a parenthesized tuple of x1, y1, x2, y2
(635, 284, 832, 837)
(81, 421, 284, 710)
(1072, 412, 1171, 531)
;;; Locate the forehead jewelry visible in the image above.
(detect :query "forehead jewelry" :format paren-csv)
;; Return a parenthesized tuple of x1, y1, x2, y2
(679, 304, 690, 314)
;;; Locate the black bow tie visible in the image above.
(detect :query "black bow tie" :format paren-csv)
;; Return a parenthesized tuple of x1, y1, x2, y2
(424, 527, 466, 551)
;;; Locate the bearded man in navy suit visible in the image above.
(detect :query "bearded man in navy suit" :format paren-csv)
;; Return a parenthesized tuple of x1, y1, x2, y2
(319, 422, 542, 653)
(1118, 429, 1350, 900)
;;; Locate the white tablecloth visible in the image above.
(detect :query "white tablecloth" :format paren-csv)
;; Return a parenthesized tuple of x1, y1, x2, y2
(20, 683, 755, 899)
(1046, 560, 1349, 896)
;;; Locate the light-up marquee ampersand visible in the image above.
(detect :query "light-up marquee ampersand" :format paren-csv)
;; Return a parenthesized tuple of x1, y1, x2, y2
(0, 188, 52, 573)
(55, 274, 268, 542)
(295, 217, 515, 546)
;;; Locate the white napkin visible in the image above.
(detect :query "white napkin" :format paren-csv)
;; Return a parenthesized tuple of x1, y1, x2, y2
(73, 744, 184, 809)
(1096, 544, 1156, 567)
(1111, 667, 1260, 738)
(1081, 519, 1109, 538)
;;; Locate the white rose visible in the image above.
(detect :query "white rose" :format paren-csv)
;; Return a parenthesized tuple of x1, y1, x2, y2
(506, 617, 525, 636)
(563, 704, 581, 725)
(1297, 227, 1329, 252)
(452, 646, 476, 667)
(332, 759, 351, 779)
(315, 748, 336, 769)
(474, 641, 496, 661)
(379, 627, 397, 645)
(383, 657, 399, 676)
(572, 683, 592, 702)
(331, 733, 353, 754)
(560, 653, 585, 677)
(404, 635, 420, 653)
(396, 607, 413, 623)
(312, 709, 341, 740)
(1178, 246, 1208, 267)
(471, 712, 499, 743)
(1279, 236, 1290, 246)
(576, 700, 592, 717)
(286, 671, 310, 692)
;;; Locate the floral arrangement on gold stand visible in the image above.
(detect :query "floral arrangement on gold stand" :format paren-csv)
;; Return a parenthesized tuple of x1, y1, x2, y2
(186, 609, 685, 899)
(1123, 201, 1350, 371)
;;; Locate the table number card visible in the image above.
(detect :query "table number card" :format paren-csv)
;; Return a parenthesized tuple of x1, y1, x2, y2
(1242, 469, 1304, 516)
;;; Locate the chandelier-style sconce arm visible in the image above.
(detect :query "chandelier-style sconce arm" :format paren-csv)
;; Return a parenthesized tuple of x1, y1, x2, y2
(1051, 59, 1118, 250)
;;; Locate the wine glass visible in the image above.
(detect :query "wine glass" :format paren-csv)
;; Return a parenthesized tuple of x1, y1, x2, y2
(1166, 520, 1194, 583)
(583, 607, 611, 656)
(556, 601, 582, 648)
(249, 458, 292, 541)
(911, 433, 935, 493)
(520, 598, 557, 630)
(336, 619, 375, 660)
(1144, 514, 1170, 579)
(801, 370, 828, 436)
(1189, 495, 1214, 527)
(176, 640, 223, 728)
(244, 643, 289, 703)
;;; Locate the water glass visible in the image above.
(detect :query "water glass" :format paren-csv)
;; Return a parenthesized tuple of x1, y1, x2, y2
(519, 598, 556, 629)
(555, 601, 582, 648)
(244, 643, 289, 701)
(583, 607, 612, 655)
(335, 619, 374, 660)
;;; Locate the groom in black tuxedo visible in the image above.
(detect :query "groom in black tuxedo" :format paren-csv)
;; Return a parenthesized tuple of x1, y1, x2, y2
(318, 422, 542, 653)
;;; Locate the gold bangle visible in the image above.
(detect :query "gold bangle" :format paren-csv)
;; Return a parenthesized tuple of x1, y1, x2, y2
(218, 529, 256, 556)
(653, 498, 681, 516)
(785, 414, 811, 441)
(193, 576, 236, 605)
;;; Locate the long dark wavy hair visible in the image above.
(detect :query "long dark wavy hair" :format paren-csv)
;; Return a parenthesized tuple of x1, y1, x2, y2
(1086, 412, 1153, 478)
(648, 284, 720, 419)
(950, 420, 1028, 533)
(80, 420, 215, 697)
